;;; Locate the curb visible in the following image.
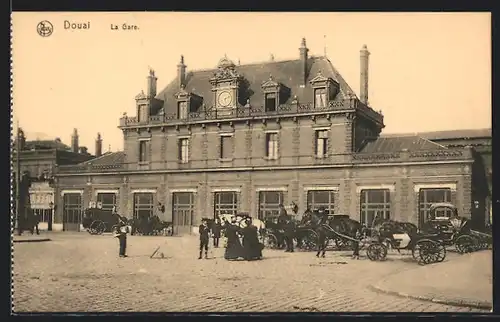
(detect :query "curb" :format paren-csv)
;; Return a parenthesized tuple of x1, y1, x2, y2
(13, 238, 52, 244)
(368, 284, 492, 310)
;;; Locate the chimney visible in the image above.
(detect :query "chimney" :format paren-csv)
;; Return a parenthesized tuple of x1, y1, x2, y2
(17, 128, 26, 150)
(147, 68, 157, 97)
(95, 132, 102, 157)
(177, 55, 187, 88)
(360, 44, 370, 105)
(299, 38, 309, 86)
(71, 128, 79, 153)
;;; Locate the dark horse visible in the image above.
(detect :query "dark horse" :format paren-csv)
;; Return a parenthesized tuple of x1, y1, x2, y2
(310, 211, 362, 257)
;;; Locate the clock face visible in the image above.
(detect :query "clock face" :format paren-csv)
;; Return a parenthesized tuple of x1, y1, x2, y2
(218, 91, 233, 107)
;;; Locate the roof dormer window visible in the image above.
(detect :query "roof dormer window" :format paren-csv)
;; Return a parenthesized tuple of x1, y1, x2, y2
(265, 93, 277, 112)
(175, 84, 203, 120)
(178, 101, 188, 119)
(314, 88, 327, 108)
(261, 75, 283, 113)
(310, 70, 340, 109)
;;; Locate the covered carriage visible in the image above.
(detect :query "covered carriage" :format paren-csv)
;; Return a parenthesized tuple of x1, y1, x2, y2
(82, 207, 128, 235)
(421, 203, 492, 253)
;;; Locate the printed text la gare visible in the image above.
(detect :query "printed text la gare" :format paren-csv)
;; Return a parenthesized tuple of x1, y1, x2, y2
(111, 23, 139, 31)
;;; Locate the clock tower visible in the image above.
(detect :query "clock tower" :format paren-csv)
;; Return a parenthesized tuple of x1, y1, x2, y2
(210, 56, 241, 112)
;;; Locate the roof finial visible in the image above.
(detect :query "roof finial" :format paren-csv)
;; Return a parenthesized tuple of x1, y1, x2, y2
(238, 58, 241, 65)
(270, 53, 275, 61)
(301, 37, 307, 48)
(108, 144, 111, 152)
(180, 55, 184, 64)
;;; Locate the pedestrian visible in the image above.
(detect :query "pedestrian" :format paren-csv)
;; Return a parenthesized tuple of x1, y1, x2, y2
(212, 218, 222, 248)
(242, 219, 263, 260)
(224, 218, 244, 260)
(284, 218, 296, 252)
(114, 217, 129, 258)
(198, 219, 210, 259)
(352, 228, 362, 260)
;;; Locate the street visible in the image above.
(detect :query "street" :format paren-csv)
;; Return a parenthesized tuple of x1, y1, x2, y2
(12, 233, 487, 313)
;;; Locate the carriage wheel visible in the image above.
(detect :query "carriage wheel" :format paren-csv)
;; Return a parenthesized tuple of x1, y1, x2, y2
(413, 239, 444, 265)
(455, 235, 476, 254)
(301, 230, 318, 251)
(264, 234, 279, 249)
(366, 243, 387, 261)
(91, 220, 106, 235)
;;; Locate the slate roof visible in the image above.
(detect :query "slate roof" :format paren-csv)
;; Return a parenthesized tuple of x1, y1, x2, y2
(381, 128, 491, 141)
(417, 128, 491, 141)
(360, 136, 446, 153)
(155, 55, 357, 116)
(79, 151, 126, 165)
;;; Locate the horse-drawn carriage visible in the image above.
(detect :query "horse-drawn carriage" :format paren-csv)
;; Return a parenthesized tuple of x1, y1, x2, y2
(421, 203, 492, 254)
(82, 207, 128, 235)
(129, 215, 173, 236)
(360, 222, 448, 265)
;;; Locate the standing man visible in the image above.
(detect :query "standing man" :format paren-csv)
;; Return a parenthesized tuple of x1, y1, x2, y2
(198, 219, 210, 259)
(114, 217, 129, 258)
(284, 217, 296, 252)
(277, 204, 288, 225)
(212, 218, 222, 248)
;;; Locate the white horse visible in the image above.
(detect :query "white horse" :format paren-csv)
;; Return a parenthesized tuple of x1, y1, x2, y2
(218, 213, 266, 241)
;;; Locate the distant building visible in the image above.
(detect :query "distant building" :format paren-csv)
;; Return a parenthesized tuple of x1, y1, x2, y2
(12, 128, 98, 231)
(55, 39, 491, 234)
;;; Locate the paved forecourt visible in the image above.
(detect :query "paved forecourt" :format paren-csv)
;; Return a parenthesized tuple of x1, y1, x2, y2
(12, 233, 486, 313)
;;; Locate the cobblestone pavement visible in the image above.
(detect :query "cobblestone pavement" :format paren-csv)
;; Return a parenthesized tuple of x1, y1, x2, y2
(373, 250, 492, 309)
(12, 233, 487, 313)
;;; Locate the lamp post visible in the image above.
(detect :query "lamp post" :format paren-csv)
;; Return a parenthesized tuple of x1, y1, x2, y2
(49, 201, 54, 231)
(15, 122, 21, 234)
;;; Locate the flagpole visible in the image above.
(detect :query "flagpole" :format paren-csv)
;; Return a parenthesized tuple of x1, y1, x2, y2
(15, 121, 20, 231)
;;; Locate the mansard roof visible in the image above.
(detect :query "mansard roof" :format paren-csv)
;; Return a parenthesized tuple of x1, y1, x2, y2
(155, 56, 357, 116)
(360, 136, 446, 153)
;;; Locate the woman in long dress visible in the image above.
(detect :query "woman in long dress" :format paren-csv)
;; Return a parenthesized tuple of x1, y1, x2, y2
(242, 219, 263, 260)
(224, 220, 243, 260)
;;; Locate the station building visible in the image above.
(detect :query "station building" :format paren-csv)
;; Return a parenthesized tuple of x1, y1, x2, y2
(54, 39, 491, 234)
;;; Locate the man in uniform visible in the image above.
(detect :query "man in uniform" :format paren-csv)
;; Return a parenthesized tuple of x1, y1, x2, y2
(198, 219, 210, 259)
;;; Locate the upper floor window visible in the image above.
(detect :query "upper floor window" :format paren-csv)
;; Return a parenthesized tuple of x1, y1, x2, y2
(139, 140, 149, 162)
(178, 101, 188, 119)
(265, 132, 278, 159)
(138, 105, 148, 122)
(315, 130, 329, 158)
(314, 88, 327, 108)
(220, 135, 234, 159)
(178, 138, 189, 163)
(265, 93, 277, 112)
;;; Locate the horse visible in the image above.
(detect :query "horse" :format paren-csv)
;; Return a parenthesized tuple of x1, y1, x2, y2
(310, 212, 362, 257)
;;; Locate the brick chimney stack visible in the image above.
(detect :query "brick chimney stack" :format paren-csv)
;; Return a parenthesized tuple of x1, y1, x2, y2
(71, 128, 79, 153)
(147, 68, 157, 97)
(177, 55, 187, 88)
(95, 132, 102, 157)
(360, 44, 370, 105)
(18, 128, 26, 150)
(299, 38, 309, 86)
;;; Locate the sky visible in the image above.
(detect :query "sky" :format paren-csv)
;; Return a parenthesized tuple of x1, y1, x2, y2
(12, 12, 491, 155)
